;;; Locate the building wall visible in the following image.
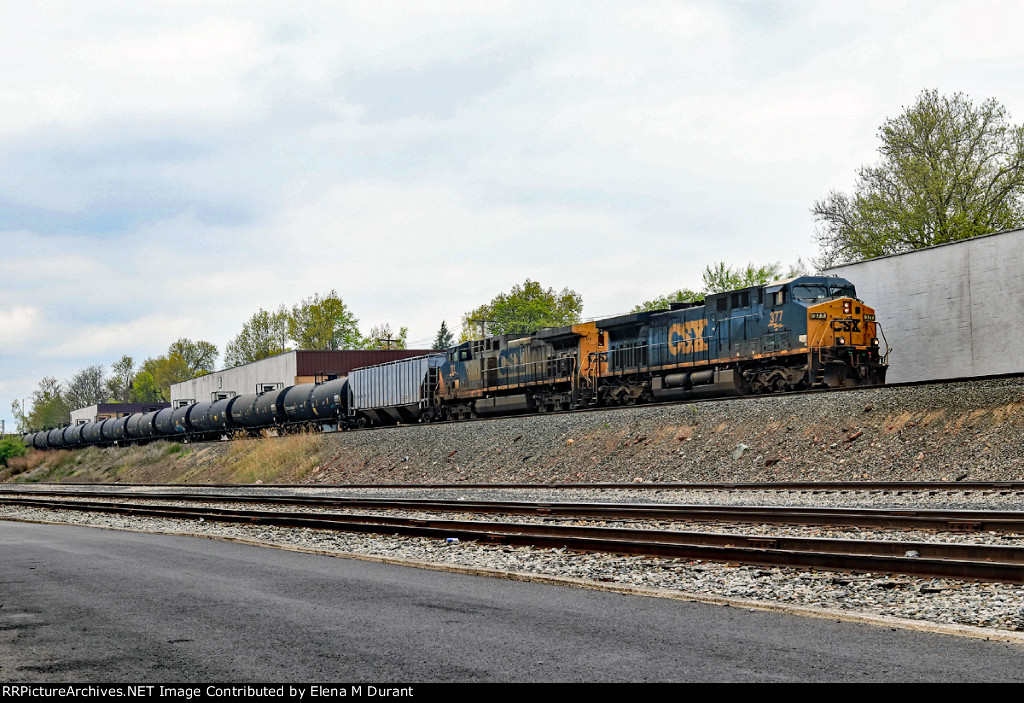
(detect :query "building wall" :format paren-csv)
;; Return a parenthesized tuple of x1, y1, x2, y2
(70, 405, 100, 425)
(70, 402, 170, 425)
(169, 349, 436, 405)
(827, 227, 1024, 383)
(171, 352, 297, 405)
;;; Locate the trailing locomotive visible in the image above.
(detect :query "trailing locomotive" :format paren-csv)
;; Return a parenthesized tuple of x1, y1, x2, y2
(22, 275, 888, 450)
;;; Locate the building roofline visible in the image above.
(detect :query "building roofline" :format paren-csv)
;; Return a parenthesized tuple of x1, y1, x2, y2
(824, 226, 1024, 270)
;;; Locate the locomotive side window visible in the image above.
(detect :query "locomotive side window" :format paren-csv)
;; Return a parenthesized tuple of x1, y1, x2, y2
(774, 291, 785, 306)
(730, 291, 750, 308)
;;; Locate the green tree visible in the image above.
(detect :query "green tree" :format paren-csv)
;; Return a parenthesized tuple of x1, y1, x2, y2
(139, 353, 192, 402)
(105, 355, 135, 403)
(288, 290, 362, 350)
(169, 338, 218, 376)
(129, 370, 162, 403)
(701, 261, 788, 293)
(813, 89, 1024, 267)
(461, 279, 583, 340)
(364, 323, 408, 349)
(224, 306, 291, 367)
(432, 321, 454, 350)
(26, 376, 71, 429)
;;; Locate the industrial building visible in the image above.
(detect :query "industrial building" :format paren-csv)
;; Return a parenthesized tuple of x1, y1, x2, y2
(826, 226, 1024, 383)
(169, 349, 433, 407)
(70, 402, 170, 426)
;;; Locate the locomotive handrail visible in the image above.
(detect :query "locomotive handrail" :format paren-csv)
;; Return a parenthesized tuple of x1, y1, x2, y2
(608, 337, 714, 375)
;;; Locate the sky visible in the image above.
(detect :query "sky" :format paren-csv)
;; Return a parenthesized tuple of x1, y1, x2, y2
(4, 0, 1024, 431)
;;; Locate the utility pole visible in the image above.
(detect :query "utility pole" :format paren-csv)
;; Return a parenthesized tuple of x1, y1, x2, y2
(376, 337, 398, 350)
(469, 318, 494, 339)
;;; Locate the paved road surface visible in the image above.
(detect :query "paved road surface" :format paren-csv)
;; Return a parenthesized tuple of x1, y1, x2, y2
(1, 520, 1022, 682)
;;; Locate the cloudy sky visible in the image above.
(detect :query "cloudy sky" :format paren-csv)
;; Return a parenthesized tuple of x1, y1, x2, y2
(3, 0, 1024, 430)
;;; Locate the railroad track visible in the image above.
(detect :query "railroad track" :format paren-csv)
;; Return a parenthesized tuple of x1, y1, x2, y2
(20, 480, 1024, 491)
(2, 488, 1024, 532)
(4, 491, 1024, 584)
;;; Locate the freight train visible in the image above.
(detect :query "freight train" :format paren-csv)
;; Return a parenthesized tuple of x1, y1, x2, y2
(22, 275, 888, 451)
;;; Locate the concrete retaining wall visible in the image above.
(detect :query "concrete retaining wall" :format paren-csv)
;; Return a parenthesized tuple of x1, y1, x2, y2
(827, 228, 1024, 383)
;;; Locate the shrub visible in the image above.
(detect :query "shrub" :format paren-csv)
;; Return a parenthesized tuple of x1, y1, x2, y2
(0, 437, 27, 467)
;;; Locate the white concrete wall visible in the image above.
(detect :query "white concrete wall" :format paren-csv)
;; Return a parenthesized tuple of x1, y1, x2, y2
(170, 351, 297, 405)
(70, 405, 98, 425)
(827, 228, 1024, 383)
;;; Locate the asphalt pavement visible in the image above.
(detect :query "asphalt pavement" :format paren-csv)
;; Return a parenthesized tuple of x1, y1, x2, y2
(1, 520, 1022, 682)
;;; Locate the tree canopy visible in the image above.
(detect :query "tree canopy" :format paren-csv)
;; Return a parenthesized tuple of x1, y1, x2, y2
(224, 306, 291, 368)
(63, 365, 107, 411)
(813, 89, 1024, 267)
(632, 261, 806, 312)
(169, 338, 218, 376)
(105, 355, 135, 403)
(364, 323, 408, 350)
(461, 279, 583, 340)
(288, 290, 362, 351)
(137, 339, 219, 401)
(16, 377, 70, 431)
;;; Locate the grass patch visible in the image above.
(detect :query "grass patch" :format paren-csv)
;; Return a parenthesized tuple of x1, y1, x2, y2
(2, 431, 325, 486)
(215, 429, 326, 484)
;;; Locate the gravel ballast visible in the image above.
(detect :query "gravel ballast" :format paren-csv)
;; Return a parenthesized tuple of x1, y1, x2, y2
(310, 377, 1024, 485)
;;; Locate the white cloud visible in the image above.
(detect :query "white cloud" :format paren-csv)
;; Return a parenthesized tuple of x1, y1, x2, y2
(0, 306, 42, 353)
(5, 0, 1024, 429)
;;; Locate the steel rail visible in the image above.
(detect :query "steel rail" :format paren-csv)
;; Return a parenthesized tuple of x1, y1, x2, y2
(3, 489, 1024, 532)
(4, 496, 1024, 584)
(38, 481, 1024, 491)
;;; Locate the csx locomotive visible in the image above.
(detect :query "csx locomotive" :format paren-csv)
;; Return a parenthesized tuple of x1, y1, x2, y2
(23, 275, 888, 450)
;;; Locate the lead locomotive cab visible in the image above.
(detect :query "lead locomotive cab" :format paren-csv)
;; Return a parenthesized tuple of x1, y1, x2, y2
(762, 275, 888, 390)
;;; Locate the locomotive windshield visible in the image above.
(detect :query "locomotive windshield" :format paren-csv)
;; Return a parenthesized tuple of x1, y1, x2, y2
(792, 283, 856, 301)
